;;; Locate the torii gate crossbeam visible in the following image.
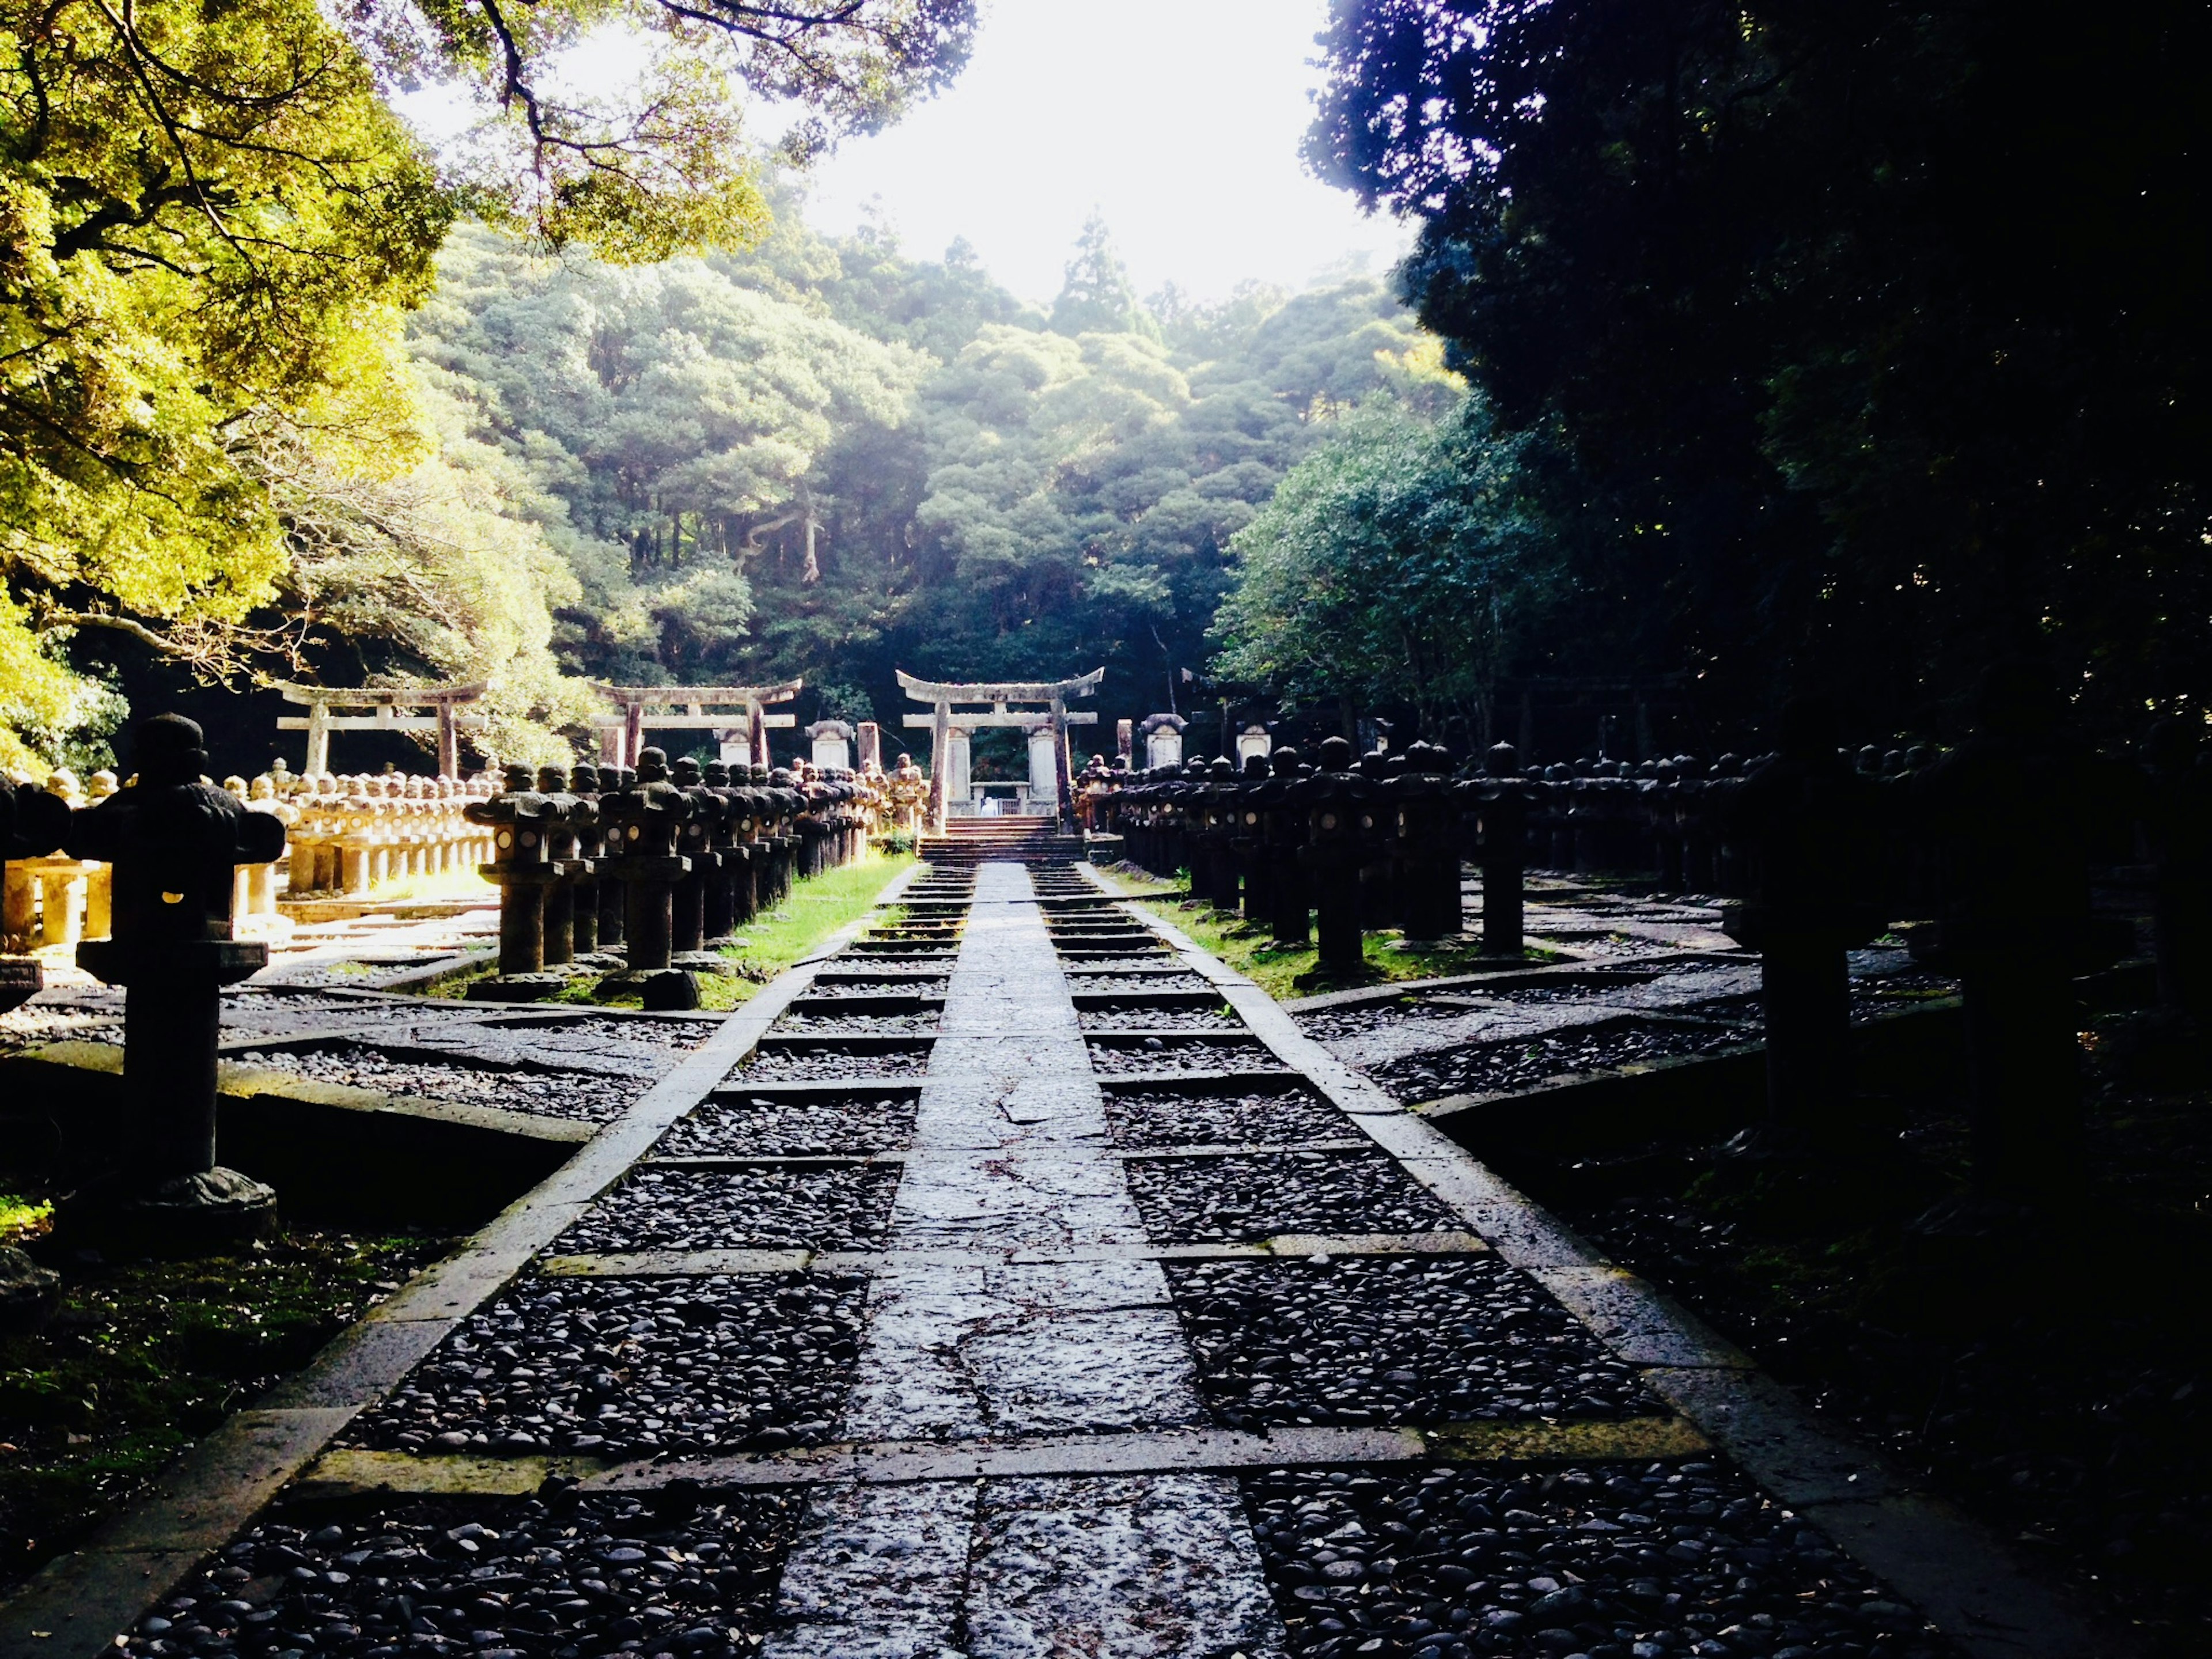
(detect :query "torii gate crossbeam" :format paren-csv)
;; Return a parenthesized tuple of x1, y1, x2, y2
(593, 682, 802, 770)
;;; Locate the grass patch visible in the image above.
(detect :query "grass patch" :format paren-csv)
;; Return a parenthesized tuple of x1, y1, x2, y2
(0, 1221, 451, 1597)
(1087, 861, 1560, 999)
(0, 1198, 51, 1248)
(551, 852, 918, 1010)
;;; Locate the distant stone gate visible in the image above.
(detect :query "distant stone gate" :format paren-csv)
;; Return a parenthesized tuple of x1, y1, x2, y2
(897, 668, 1103, 830)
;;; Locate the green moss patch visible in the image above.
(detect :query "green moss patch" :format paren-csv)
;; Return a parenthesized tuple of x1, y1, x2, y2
(0, 1215, 451, 1597)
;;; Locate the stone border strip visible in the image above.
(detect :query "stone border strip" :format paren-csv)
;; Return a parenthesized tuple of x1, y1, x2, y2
(0, 863, 925, 1659)
(1084, 868, 2124, 1659)
(290, 1415, 1711, 1501)
(1279, 950, 1757, 1015)
(9, 1043, 597, 1149)
(535, 1231, 1497, 1277)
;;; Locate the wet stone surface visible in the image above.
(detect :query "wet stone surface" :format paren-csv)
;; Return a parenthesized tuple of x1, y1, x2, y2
(1369, 1021, 1749, 1105)
(1167, 1256, 1649, 1429)
(1242, 1461, 1952, 1659)
(348, 1275, 869, 1457)
(553, 1165, 903, 1253)
(1087, 1036, 1279, 1075)
(229, 1041, 641, 1124)
(728, 1042, 933, 1081)
(657, 1093, 919, 1157)
(1102, 1084, 1355, 1149)
(122, 1489, 801, 1658)
(1078, 1006, 1244, 1033)
(1126, 1152, 1464, 1244)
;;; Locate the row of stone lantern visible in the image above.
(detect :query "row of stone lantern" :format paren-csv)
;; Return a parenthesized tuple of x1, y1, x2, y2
(464, 751, 889, 1010)
(1087, 681, 2205, 1230)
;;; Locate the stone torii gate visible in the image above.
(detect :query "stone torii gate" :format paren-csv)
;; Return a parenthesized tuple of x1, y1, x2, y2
(278, 683, 486, 778)
(593, 683, 801, 770)
(898, 668, 1103, 830)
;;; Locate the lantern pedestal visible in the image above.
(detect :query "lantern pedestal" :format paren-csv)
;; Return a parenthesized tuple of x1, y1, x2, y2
(60, 938, 276, 1252)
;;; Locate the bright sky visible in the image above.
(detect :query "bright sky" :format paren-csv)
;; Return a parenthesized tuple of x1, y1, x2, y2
(396, 0, 1409, 306)
(798, 0, 1412, 305)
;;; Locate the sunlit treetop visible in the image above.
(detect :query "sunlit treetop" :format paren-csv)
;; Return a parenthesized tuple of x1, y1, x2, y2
(343, 0, 978, 256)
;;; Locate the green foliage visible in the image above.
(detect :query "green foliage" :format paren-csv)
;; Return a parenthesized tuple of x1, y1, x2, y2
(1306, 0, 2212, 736)
(1050, 213, 1158, 340)
(0, 0, 450, 769)
(1212, 396, 1547, 745)
(0, 0, 975, 770)
(404, 207, 1452, 731)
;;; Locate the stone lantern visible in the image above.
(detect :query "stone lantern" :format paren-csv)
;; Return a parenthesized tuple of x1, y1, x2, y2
(598, 748, 700, 1009)
(58, 715, 288, 1249)
(461, 764, 565, 998)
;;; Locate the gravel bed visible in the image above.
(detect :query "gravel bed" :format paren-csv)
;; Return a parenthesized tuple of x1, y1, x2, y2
(1167, 1256, 1648, 1428)
(657, 1093, 919, 1157)
(1063, 973, 1213, 994)
(1102, 1084, 1354, 1148)
(1126, 1151, 1464, 1243)
(1058, 955, 1178, 971)
(1242, 1461, 1949, 1659)
(228, 1041, 641, 1124)
(552, 1166, 903, 1253)
(1667, 993, 1763, 1026)
(265, 955, 483, 988)
(1087, 1036, 1278, 1075)
(771, 1009, 940, 1035)
(0, 1001, 123, 1051)
(390, 1020, 707, 1077)
(728, 1042, 933, 1081)
(123, 1489, 801, 1659)
(1522, 933, 1680, 960)
(224, 991, 467, 1036)
(1297, 1006, 1468, 1046)
(510, 1014, 720, 1051)
(1852, 972, 1960, 1021)
(1369, 1021, 1750, 1104)
(1079, 1006, 1245, 1032)
(347, 1274, 869, 1457)
(805, 979, 951, 998)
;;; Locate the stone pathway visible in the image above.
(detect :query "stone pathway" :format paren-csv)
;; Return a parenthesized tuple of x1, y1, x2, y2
(9, 857, 2106, 1659)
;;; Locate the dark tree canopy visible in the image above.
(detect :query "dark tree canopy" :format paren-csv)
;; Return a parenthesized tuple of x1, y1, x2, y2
(1307, 0, 2212, 738)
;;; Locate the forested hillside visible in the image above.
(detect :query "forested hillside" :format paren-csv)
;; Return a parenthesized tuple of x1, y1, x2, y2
(393, 199, 1455, 756)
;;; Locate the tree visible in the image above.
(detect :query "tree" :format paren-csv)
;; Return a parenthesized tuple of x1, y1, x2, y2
(1211, 395, 1546, 745)
(1306, 0, 2212, 739)
(0, 0, 449, 770)
(1050, 213, 1156, 340)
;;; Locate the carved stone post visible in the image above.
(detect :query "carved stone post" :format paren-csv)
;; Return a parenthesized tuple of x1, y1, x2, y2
(1476, 744, 1530, 958)
(569, 762, 604, 956)
(1715, 702, 1882, 1160)
(597, 749, 699, 1010)
(462, 765, 563, 996)
(1300, 738, 1369, 975)
(59, 715, 287, 1249)
(1263, 748, 1310, 945)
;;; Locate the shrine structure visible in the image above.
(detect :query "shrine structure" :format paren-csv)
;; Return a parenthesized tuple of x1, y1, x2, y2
(592, 682, 801, 770)
(278, 683, 486, 777)
(896, 668, 1103, 830)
